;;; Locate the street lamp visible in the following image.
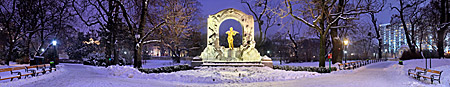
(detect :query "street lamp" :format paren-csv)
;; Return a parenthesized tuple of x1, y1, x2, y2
(52, 40, 57, 46)
(343, 39, 349, 63)
(51, 40, 58, 65)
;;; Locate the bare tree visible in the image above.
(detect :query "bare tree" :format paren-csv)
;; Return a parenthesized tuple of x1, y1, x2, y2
(0, 0, 21, 65)
(391, 0, 425, 54)
(0, 0, 74, 65)
(282, 0, 371, 67)
(241, 0, 280, 49)
(366, 0, 385, 59)
(156, 0, 201, 63)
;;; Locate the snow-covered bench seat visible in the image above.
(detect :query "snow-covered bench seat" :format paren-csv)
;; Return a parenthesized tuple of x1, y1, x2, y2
(418, 69, 443, 84)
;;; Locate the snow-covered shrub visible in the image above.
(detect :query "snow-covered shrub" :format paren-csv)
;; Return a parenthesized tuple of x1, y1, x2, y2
(273, 65, 337, 73)
(138, 64, 193, 73)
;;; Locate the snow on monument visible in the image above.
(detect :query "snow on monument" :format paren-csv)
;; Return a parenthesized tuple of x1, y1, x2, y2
(193, 8, 272, 67)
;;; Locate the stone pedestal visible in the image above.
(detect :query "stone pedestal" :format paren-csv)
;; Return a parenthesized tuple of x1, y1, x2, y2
(191, 57, 203, 67)
(261, 56, 273, 68)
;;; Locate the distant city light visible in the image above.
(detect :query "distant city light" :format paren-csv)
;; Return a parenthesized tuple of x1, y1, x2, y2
(124, 51, 127, 54)
(267, 51, 270, 54)
(52, 40, 57, 46)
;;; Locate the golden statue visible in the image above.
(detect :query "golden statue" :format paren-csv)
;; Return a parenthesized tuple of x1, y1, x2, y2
(226, 27, 239, 49)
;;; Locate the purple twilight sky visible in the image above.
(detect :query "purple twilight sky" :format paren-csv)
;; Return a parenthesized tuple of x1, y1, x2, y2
(198, 0, 398, 36)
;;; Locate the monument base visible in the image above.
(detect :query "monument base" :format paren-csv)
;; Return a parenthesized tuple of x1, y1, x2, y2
(199, 45, 261, 62)
(191, 56, 273, 68)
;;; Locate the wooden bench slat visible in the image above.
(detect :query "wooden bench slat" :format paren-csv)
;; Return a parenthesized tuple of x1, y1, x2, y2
(0, 68, 12, 72)
(0, 75, 20, 80)
(26, 66, 38, 68)
(12, 67, 26, 70)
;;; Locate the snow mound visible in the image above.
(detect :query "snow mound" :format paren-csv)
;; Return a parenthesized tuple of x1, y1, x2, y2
(104, 66, 321, 83)
(106, 65, 146, 78)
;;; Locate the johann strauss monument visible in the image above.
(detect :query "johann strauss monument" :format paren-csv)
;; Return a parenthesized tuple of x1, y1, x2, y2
(193, 8, 272, 67)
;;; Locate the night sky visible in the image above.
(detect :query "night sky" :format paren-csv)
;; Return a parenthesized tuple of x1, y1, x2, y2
(198, 0, 398, 36)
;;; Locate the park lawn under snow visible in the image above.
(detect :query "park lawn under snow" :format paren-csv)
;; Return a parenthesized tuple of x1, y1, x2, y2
(102, 66, 321, 83)
(105, 59, 450, 86)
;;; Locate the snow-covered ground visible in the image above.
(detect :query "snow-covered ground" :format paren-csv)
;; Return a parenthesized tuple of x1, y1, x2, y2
(105, 66, 321, 83)
(1, 59, 449, 87)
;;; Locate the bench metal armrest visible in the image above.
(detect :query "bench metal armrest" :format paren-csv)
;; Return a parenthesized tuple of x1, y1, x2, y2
(431, 74, 440, 77)
(29, 70, 36, 73)
(11, 71, 21, 76)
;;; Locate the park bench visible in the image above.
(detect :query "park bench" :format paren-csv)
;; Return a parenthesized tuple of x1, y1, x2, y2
(345, 63, 353, 69)
(338, 60, 381, 70)
(44, 64, 57, 72)
(0, 64, 58, 81)
(356, 61, 363, 67)
(0, 66, 35, 81)
(338, 63, 345, 70)
(418, 69, 443, 84)
(408, 67, 426, 79)
(34, 65, 47, 75)
(350, 62, 357, 69)
(408, 67, 443, 84)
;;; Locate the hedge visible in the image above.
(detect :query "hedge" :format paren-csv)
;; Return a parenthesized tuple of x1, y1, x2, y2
(273, 65, 337, 73)
(138, 64, 194, 73)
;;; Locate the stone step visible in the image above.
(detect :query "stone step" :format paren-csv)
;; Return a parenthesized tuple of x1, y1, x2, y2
(202, 61, 261, 63)
(200, 63, 264, 67)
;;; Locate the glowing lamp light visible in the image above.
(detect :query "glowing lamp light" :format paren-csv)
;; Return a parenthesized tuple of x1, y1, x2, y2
(343, 40, 349, 45)
(52, 40, 57, 46)
(41, 49, 45, 52)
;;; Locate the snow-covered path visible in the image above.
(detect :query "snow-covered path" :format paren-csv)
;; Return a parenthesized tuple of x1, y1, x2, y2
(8, 60, 446, 87)
(185, 61, 420, 87)
(19, 64, 177, 87)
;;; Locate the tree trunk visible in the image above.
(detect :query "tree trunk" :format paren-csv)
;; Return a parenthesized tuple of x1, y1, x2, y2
(437, 29, 445, 58)
(25, 32, 35, 63)
(288, 31, 298, 62)
(331, 0, 344, 64)
(319, 34, 327, 67)
(399, 0, 416, 53)
(105, 32, 112, 65)
(133, 0, 148, 68)
(370, 13, 383, 60)
(437, 0, 449, 58)
(6, 42, 14, 66)
(134, 43, 143, 68)
(331, 29, 342, 64)
(113, 30, 119, 65)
